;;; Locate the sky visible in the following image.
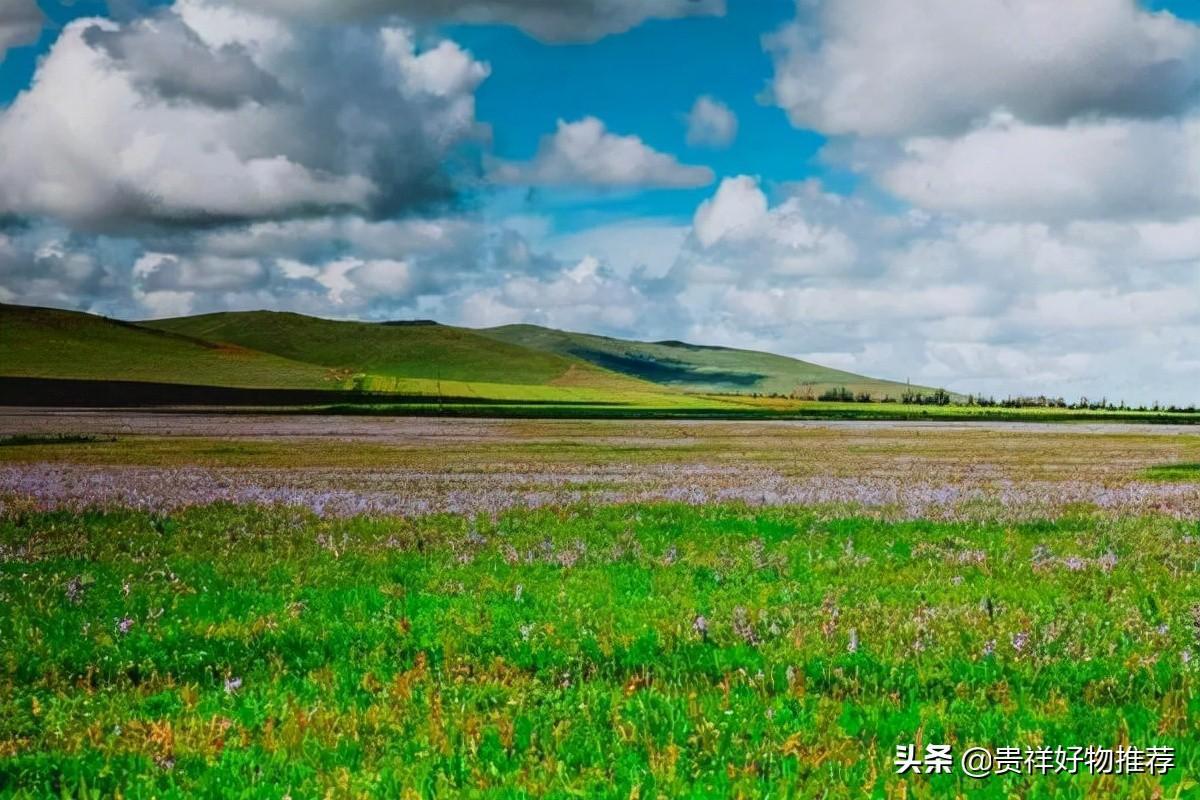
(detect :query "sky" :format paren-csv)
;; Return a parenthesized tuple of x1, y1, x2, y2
(1, 0, 1199, 404)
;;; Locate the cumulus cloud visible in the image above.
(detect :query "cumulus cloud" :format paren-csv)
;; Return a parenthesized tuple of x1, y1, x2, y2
(491, 117, 713, 189)
(0, 1, 489, 231)
(222, 0, 724, 44)
(693, 175, 767, 247)
(875, 114, 1200, 222)
(685, 95, 737, 148)
(768, 0, 1200, 137)
(82, 13, 287, 109)
(457, 255, 648, 331)
(661, 176, 1200, 403)
(0, 226, 124, 312)
(0, 0, 42, 61)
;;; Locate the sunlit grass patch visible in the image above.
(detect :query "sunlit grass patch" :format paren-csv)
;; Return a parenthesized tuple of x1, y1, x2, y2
(1142, 463, 1200, 481)
(1, 503, 1198, 797)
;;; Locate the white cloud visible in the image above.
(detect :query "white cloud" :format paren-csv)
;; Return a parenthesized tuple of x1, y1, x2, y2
(658, 176, 1200, 403)
(686, 95, 737, 148)
(768, 0, 1200, 137)
(876, 114, 1200, 222)
(490, 117, 714, 189)
(0, 2, 488, 231)
(693, 176, 768, 247)
(221, 0, 724, 44)
(0, 0, 42, 61)
(544, 219, 689, 279)
(457, 255, 647, 331)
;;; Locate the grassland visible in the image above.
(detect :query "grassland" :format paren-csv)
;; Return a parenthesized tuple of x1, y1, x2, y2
(3, 414, 1200, 797)
(3, 503, 1200, 799)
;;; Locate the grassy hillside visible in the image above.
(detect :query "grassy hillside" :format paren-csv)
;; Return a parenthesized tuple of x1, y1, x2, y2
(3, 304, 950, 410)
(144, 311, 666, 395)
(0, 304, 337, 389)
(479, 324, 938, 399)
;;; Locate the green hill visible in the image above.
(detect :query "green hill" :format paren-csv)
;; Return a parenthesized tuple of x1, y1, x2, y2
(143, 311, 653, 393)
(479, 324, 938, 399)
(0, 303, 337, 389)
(2, 304, 947, 407)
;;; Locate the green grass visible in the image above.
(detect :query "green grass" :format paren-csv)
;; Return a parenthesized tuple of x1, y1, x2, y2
(479, 323, 942, 399)
(144, 311, 654, 391)
(1, 503, 1198, 798)
(0, 304, 338, 389)
(309, 399, 1200, 424)
(1142, 463, 1200, 482)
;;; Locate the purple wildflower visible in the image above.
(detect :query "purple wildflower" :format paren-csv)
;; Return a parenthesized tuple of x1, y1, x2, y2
(732, 606, 759, 646)
(116, 617, 135, 636)
(65, 575, 86, 605)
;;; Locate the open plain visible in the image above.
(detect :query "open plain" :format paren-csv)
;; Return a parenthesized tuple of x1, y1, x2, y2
(2, 411, 1200, 798)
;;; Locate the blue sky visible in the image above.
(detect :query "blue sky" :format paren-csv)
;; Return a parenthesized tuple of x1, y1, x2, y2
(2, 0, 1200, 403)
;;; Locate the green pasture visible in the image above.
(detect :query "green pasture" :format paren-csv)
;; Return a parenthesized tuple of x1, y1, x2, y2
(2, 503, 1198, 798)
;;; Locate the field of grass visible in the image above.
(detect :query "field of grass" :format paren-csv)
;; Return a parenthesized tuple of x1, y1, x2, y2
(2, 503, 1199, 798)
(3, 414, 1200, 797)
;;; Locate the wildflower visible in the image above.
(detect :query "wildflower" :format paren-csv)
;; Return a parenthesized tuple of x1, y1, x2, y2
(953, 549, 987, 566)
(661, 545, 678, 566)
(1011, 631, 1030, 654)
(982, 639, 996, 658)
(513, 583, 523, 602)
(65, 575, 86, 605)
(116, 617, 135, 636)
(224, 676, 242, 695)
(1096, 551, 1118, 573)
(951, 575, 964, 586)
(732, 606, 759, 646)
(519, 623, 534, 642)
(692, 614, 709, 640)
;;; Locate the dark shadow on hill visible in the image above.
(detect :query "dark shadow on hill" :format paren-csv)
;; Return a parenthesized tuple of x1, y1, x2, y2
(0, 378, 620, 408)
(568, 347, 764, 388)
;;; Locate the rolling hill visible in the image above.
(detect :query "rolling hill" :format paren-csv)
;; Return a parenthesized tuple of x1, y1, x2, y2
(2, 304, 947, 407)
(142, 311, 660, 396)
(479, 324, 931, 399)
(0, 303, 337, 389)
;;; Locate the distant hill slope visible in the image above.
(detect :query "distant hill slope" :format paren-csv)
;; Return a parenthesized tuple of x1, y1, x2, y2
(2, 304, 944, 404)
(0, 303, 337, 389)
(479, 324, 937, 399)
(143, 310, 657, 392)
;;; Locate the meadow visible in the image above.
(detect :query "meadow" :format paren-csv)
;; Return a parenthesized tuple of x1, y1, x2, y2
(2, 413, 1200, 798)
